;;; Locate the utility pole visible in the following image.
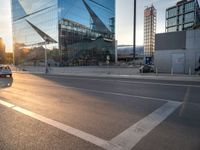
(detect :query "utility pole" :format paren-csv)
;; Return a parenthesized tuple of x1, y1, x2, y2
(44, 36, 48, 74)
(133, 0, 136, 61)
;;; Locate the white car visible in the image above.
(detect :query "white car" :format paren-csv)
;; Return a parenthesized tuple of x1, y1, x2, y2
(0, 65, 12, 77)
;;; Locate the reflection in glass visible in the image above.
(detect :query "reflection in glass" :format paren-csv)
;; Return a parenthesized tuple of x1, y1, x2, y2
(166, 0, 200, 32)
(11, 0, 115, 66)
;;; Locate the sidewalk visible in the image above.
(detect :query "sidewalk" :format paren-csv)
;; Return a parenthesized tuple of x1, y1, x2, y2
(11, 66, 200, 82)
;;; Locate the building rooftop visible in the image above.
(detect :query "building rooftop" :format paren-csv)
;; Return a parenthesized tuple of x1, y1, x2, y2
(167, 0, 197, 10)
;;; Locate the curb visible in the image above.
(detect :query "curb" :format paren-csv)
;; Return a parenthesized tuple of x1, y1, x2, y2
(13, 71, 200, 82)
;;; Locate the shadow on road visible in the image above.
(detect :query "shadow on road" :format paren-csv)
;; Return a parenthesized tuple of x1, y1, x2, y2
(8, 73, 200, 150)
(0, 77, 13, 89)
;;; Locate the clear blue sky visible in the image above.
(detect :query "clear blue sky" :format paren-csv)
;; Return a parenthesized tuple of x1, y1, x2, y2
(116, 0, 177, 45)
(0, 0, 198, 52)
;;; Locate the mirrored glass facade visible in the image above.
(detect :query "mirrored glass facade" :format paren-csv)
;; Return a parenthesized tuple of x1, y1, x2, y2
(166, 0, 200, 33)
(11, 0, 115, 66)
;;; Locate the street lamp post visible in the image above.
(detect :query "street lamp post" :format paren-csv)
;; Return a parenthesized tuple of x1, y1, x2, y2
(44, 36, 48, 74)
(133, 0, 136, 61)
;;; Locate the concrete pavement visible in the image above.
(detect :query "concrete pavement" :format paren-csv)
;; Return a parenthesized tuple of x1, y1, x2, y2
(11, 66, 200, 82)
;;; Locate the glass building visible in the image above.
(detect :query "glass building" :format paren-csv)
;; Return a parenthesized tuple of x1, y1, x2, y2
(144, 5, 156, 63)
(0, 38, 6, 63)
(166, 0, 200, 32)
(11, 0, 115, 66)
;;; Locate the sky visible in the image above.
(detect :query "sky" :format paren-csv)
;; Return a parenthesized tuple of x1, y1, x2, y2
(0, 0, 199, 52)
(0, 0, 12, 52)
(116, 0, 175, 45)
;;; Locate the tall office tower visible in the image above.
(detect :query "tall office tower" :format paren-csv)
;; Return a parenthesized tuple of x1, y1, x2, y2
(11, 0, 115, 66)
(144, 5, 157, 64)
(166, 0, 200, 32)
(0, 38, 6, 63)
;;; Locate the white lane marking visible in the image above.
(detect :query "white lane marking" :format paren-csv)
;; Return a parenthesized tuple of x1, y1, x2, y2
(0, 99, 15, 108)
(62, 85, 176, 103)
(0, 100, 122, 150)
(44, 75, 200, 88)
(110, 101, 182, 150)
(3, 80, 180, 103)
(179, 86, 191, 116)
(14, 75, 200, 88)
(0, 99, 182, 150)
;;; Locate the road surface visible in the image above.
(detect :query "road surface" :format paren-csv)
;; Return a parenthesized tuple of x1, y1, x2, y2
(0, 73, 199, 150)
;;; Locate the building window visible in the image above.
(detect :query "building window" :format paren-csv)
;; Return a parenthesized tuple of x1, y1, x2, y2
(184, 12, 194, 23)
(178, 15, 183, 24)
(167, 17, 177, 27)
(179, 25, 183, 31)
(185, 2, 195, 13)
(184, 22, 194, 29)
(179, 5, 183, 14)
(167, 7, 177, 18)
(167, 26, 177, 32)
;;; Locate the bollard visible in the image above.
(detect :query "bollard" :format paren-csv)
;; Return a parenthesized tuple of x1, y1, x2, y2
(189, 67, 191, 75)
(156, 67, 158, 75)
(171, 67, 173, 75)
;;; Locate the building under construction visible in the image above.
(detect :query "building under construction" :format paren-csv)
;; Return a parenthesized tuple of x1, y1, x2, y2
(144, 5, 157, 64)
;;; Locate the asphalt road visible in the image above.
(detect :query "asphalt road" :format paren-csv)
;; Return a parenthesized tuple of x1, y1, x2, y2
(0, 73, 199, 150)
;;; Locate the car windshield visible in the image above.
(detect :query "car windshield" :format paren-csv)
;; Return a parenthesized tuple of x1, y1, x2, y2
(0, 66, 10, 70)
